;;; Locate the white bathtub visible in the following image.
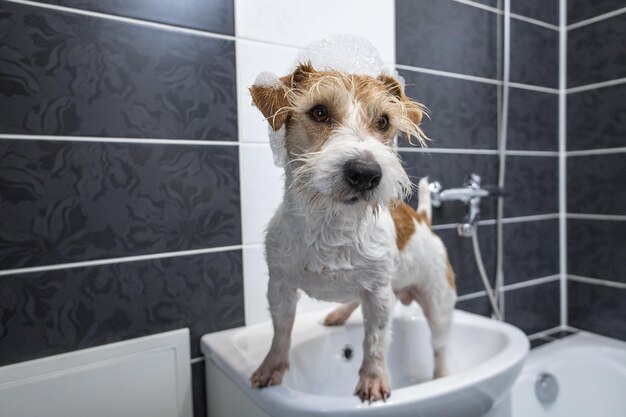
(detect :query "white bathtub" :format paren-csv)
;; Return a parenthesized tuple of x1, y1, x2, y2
(510, 332, 626, 417)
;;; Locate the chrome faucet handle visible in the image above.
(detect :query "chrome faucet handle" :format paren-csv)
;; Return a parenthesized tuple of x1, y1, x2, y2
(429, 181, 443, 207)
(467, 173, 481, 189)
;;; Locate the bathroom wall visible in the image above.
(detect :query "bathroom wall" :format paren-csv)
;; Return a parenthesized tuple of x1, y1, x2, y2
(566, 0, 626, 341)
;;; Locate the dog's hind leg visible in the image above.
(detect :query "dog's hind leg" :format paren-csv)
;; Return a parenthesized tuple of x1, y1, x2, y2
(323, 301, 360, 326)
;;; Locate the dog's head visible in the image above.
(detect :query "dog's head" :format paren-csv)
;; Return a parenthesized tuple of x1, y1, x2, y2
(250, 62, 426, 210)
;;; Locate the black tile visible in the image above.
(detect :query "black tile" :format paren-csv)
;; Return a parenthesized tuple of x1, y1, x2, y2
(456, 295, 492, 318)
(504, 156, 558, 217)
(396, 0, 498, 79)
(31, 0, 235, 35)
(192, 360, 207, 417)
(0, 140, 241, 270)
(567, 84, 626, 150)
(504, 281, 560, 335)
(437, 225, 496, 296)
(568, 14, 626, 87)
(401, 153, 498, 224)
(547, 329, 578, 339)
(0, 2, 237, 140)
(0, 250, 245, 365)
(503, 220, 559, 285)
(472, 0, 499, 7)
(568, 219, 626, 282)
(530, 337, 553, 349)
(510, 19, 558, 88)
(507, 88, 558, 151)
(567, 154, 626, 215)
(568, 0, 626, 25)
(511, 0, 559, 25)
(398, 70, 498, 149)
(568, 280, 626, 341)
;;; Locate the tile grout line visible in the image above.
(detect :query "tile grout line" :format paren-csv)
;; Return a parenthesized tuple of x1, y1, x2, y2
(568, 275, 626, 289)
(190, 357, 205, 365)
(451, 0, 559, 30)
(566, 147, 626, 156)
(567, 213, 626, 221)
(567, 6, 626, 30)
(0, 245, 244, 277)
(458, 274, 561, 302)
(0, 134, 239, 146)
(566, 77, 626, 94)
(398, 147, 559, 156)
(527, 325, 563, 340)
(2, 0, 237, 41)
(558, 0, 568, 328)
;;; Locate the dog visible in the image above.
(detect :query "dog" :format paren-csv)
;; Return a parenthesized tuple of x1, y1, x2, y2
(248, 61, 457, 403)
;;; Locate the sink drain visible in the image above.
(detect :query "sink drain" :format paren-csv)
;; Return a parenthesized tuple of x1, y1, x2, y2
(535, 372, 559, 404)
(342, 345, 354, 360)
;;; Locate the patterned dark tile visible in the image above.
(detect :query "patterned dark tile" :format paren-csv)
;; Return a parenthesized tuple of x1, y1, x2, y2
(0, 2, 237, 140)
(32, 0, 235, 35)
(510, 19, 558, 88)
(568, 0, 626, 25)
(503, 220, 559, 285)
(398, 70, 498, 149)
(567, 154, 626, 215)
(568, 219, 626, 282)
(437, 225, 496, 296)
(504, 156, 558, 217)
(568, 13, 626, 87)
(567, 84, 626, 150)
(192, 360, 207, 417)
(507, 88, 558, 151)
(396, 0, 498, 79)
(504, 281, 560, 335)
(0, 140, 241, 270)
(401, 152, 498, 224)
(456, 295, 492, 318)
(511, 0, 559, 24)
(0, 250, 245, 365)
(568, 280, 626, 341)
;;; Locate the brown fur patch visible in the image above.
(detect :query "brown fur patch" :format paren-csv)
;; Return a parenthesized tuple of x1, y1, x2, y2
(446, 259, 456, 289)
(391, 202, 430, 251)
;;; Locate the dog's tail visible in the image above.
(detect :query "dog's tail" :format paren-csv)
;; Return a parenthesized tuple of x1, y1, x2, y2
(417, 177, 432, 221)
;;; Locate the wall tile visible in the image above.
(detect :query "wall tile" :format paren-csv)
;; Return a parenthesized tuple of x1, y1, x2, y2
(567, 154, 626, 215)
(567, 84, 626, 151)
(396, 0, 498, 79)
(568, 219, 626, 282)
(31, 0, 235, 35)
(236, 40, 299, 144)
(401, 152, 498, 224)
(504, 281, 560, 335)
(0, 2, 237, 140)
(0, 140, 241, 270)
(507, 88, 558, 151)
(456, 296, 492, 318)
(503, 220, 559, 285)
(568, 0, 626, 25)
(568, 280, 626, 341)
(240, 144, 284, 245)
(511, 0, 559, 25)
(504, 156, 558, 217)
(0, 250, 244, 366)
(510, 19, 558, 88)
(398, 70, 498, 149)
(192, 360, 207, 417)
(437, 225, 496, 296)
(568, 14, 626, 87)
(236, 0, 395, 63)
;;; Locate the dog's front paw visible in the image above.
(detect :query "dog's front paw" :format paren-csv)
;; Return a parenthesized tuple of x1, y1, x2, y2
(354, 373, 390, 403)
(250, 360, 289, 389)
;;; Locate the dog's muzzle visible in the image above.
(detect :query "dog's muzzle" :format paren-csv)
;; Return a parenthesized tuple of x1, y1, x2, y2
(343, 159, 382, 192)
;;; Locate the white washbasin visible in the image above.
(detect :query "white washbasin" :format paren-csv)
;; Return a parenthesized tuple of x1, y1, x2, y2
(201, 305, 529, 417)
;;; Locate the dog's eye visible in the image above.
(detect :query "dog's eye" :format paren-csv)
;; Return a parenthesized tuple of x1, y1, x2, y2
(376, 115, 389, 131)
(309, 105, 330, 123)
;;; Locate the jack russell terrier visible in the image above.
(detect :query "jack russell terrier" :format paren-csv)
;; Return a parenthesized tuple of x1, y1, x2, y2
(248, 61, 457, 403)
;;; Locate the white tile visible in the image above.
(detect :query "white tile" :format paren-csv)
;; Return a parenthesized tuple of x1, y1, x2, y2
(240, 143, 284, 245)
(243, 245, 338, 326)
(236, 40, 299, 144)
(235, 0, 396, 64)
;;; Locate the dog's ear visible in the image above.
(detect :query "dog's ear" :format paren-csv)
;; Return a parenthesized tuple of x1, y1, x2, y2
(378, 73, 426, 143)
(249, 62, 316, 131)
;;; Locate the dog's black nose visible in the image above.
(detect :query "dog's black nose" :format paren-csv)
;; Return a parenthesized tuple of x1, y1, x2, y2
(343, 159, 382, 191)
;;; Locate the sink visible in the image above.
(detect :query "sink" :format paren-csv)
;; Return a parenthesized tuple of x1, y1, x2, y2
(201, 304, 529, 417)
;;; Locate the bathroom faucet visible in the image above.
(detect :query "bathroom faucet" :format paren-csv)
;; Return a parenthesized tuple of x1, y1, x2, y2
(429, 174, 504, 237)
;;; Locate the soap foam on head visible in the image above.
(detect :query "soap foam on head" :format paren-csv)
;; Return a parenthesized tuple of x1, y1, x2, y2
(260, 34, 402, 167)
